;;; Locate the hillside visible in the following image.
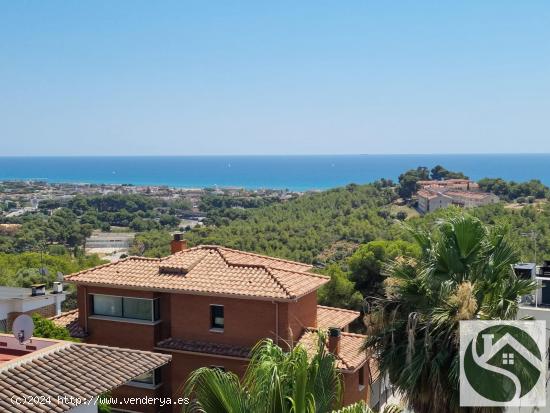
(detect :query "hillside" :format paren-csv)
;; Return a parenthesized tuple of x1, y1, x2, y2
(186, 184, 550, 266)
(186, 183, 403, 264)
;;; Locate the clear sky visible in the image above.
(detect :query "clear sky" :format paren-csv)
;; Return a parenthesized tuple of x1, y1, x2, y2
(1, 1, 549, 156)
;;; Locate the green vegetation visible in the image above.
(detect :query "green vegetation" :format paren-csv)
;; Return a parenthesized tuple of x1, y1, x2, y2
(184, 336, 342, 413)
(317, 265, 364, 310)
(187, 184, 398, 263)
(0, 194, 191, 255)
(129, 230, 172, 258)
(32, 314, 76, 341)
(409, 203, 550, 264)
(364, 214, 535, 413)
(478, 178, 549, 201)
(348, 240, 420, 297)
(397, 165, 467, 199)
(200, 193, 285, 226)
(0, 251, 105, 288)
(184, 335, 402, 413)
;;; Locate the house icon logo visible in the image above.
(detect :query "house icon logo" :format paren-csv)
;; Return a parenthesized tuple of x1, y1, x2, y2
(460, 320, 547, 407)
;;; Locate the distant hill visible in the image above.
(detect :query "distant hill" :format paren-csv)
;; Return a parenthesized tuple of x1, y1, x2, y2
(187, 183, 402, 264)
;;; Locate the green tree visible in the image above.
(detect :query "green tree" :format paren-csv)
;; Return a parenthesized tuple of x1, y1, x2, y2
(184, 336, 342, 413)
(430, 165, 467, 181)
(318, 265, 363, 310)
(32, 314, 76, 341)
(130, 230, 172, 257)
(364, 213, 535, 413)
(334, 402, 402, 413)
(397, 167, 429, 199)
(348, 240, 420, 296)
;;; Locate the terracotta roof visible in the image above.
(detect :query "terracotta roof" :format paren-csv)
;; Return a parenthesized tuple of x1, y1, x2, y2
(65, 245, 327, 301)
(297, 329, 368, 373)
(49, 310, 87, 339)
(0, 342, 171, 413)
(316, 306, 360, 330)
(156, 337, 251, 359)
(445, 190, 497, 200)
(417, 189, 446, 200)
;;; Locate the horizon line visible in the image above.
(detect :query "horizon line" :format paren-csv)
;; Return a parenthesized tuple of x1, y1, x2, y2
(1, 153, 550, 158)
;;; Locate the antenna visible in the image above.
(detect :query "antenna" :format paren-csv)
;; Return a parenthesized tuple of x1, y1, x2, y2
(12, 314, 35, 344)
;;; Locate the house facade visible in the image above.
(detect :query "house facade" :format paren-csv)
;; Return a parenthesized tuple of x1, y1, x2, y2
(60, 239, 378, 412)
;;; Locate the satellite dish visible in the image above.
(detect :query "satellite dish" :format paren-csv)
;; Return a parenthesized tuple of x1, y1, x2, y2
(57, 271, 64, 282)
(13, 314, 34, 344)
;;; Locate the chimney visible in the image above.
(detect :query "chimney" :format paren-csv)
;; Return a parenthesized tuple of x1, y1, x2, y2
(328, 327, 341, 355)
(171, 233, 188, 254)
(31, 284, 46, 297)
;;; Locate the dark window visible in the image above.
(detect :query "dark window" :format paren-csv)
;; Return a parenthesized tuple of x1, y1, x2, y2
(92, 295, 122, 317)
(123, 297, 152, 320)
(91, 295, 160, 322)
(129, 368, 162, 386)
(358, 366, 365, 387)
(210, 305, 224, 330)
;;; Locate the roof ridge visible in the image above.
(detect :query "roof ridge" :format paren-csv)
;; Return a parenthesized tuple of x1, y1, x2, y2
(71, 341, 172, 358)
(317, 305, 360, 314)
(270, 267, 330, 279)
(49, 309, 79, 320)
(209, 245, 313, 268)
(215, 248, 294, 299)
(159, 245, 208, 261)
(264, 266, 294, 299)
(65, 256, 160, 281)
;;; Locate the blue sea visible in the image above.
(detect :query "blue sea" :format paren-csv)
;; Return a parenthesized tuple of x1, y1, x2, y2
(0, 155, 549, 191)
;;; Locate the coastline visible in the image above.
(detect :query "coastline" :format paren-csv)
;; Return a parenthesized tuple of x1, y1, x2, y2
(1, 154, 550, 191)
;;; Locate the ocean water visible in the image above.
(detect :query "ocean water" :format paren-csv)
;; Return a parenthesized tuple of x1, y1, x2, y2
(0, 155, 549, 191)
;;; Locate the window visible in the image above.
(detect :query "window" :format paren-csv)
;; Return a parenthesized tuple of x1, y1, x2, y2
(129, 368, 162, 387)
(0, 319, 7, 333)
(123, 297, 153, 320)
(92, 295, 122, 317)
(91, 294, 160, 322)
(210, 305, 224, 330)
(358, 366, 365, 389)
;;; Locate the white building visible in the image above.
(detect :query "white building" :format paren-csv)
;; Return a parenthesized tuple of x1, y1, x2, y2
(0, 286, 65, 333)
(515, 262, 550, 412)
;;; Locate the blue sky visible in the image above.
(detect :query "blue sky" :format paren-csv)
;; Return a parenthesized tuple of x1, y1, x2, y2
(1, 1, 549, 155)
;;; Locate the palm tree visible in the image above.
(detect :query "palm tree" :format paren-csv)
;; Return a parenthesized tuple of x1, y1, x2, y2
(363, 213, 536, 413)
(334, 401, 403, 413)
(183, 334, 342, 413)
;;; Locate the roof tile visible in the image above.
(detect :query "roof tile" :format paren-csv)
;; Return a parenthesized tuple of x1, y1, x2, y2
(297, 329, 371, 373)
(0, 342, 171, 413)
(157, 337, 250, 359)
(66, 246, 328, 301)
(316, 306, 360, 330)
(49, 310, 86, 339)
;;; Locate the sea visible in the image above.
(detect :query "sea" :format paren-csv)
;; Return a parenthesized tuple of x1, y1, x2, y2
(0, 155, 549, 191)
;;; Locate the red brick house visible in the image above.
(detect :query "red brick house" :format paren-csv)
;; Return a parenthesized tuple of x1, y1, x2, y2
(60, 239, 378, 412)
